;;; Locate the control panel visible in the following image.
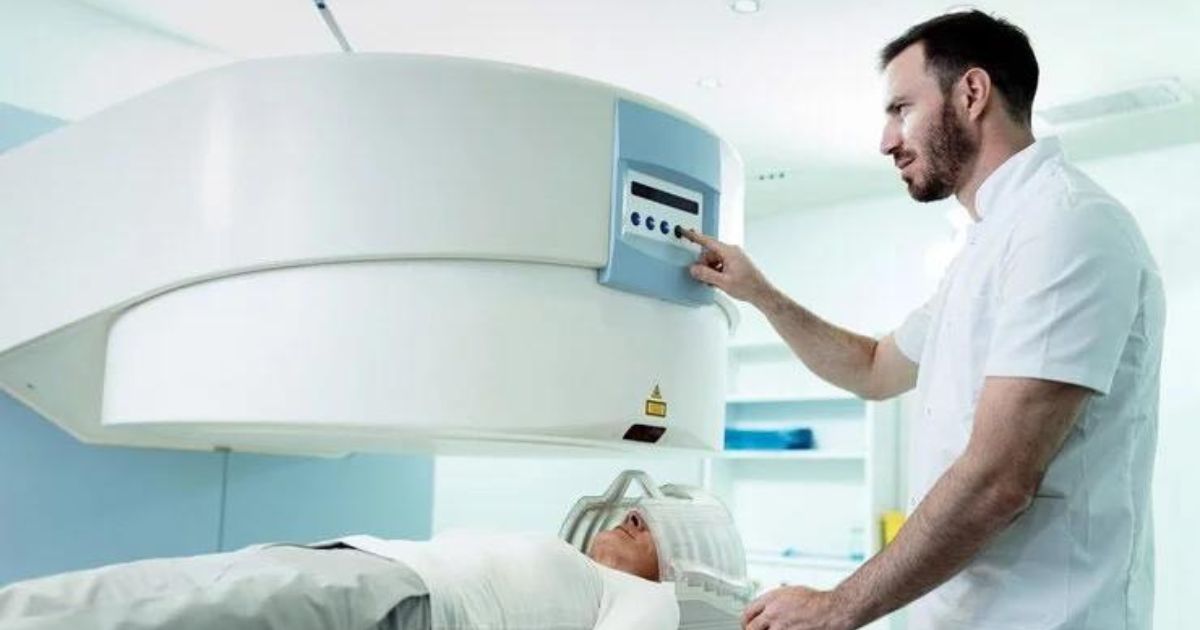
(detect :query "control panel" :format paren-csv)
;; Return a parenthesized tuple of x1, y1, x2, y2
(598, 99, 722, 306)
(621, 170, 703, 255)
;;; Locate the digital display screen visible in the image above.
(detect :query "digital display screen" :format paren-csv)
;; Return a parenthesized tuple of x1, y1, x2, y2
(631, 181, 699, 215)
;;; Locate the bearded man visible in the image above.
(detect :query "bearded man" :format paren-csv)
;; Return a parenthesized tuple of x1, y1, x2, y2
(687, 10, 1164, 630)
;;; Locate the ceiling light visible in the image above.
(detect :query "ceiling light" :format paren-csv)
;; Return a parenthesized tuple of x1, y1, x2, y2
(730, 0, 761, 14)
(1036, 78, 1192, 128)
(697, 77, 722, 89)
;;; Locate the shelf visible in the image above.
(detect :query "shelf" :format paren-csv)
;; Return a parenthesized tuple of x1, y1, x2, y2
(726, 394, 859, 405)
(725, 396, 867, 430)
(717, 449, 865, 461)
(728, 341, 790, 354)
(746, 552, 863, 571)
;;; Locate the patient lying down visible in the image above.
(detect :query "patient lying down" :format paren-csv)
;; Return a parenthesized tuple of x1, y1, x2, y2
(0, 511, 678, 630)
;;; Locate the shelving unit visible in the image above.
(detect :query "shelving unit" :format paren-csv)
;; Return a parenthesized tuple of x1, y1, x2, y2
(704, 341, 904, 629)
(744, 552, 863, 572)
(725, 394, 855, 405)
(718, 450, 865, 461)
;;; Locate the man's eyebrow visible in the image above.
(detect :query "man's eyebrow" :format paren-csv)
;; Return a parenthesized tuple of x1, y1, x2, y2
(885, 98, 907, 114)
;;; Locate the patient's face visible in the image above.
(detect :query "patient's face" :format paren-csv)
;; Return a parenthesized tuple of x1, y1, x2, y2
(587, 510, 660, 581)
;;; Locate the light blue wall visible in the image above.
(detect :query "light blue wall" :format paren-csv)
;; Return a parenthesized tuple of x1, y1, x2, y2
(0, 108, 435, 586)
(0, 103, 64, 151)
(0, 395, 434, 586)
(0, 393, 224, 584)
(221, 451, 434, 551)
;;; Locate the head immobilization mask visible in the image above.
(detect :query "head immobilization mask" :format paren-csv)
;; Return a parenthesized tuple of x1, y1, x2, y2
(559, 470, 751, 602)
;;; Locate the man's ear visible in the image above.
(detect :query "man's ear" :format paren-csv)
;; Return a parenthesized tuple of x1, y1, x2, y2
(960, 67, 992, 121)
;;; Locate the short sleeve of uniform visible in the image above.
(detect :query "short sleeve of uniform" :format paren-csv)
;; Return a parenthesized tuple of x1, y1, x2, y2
(893, 297, 935, 364)
(984, 205, 1142, 395)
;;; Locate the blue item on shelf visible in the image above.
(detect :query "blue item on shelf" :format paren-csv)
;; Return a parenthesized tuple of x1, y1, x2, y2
(724, 427, 814, 450)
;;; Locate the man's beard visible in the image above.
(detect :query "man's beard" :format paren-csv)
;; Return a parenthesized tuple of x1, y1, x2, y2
(907, 100, 977, 202)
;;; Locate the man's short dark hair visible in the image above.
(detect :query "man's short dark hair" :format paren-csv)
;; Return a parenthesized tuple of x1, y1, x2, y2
(879, 10, 1039, 124)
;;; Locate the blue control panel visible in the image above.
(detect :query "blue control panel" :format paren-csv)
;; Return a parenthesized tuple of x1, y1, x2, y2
(598, 100, 722, 306)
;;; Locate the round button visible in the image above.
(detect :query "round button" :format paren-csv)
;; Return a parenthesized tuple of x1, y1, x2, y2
(630, 212, 641, 226)
(673, 225, 683, 239)
(660, 221, 670, 235)
(646, 216, 656, 231)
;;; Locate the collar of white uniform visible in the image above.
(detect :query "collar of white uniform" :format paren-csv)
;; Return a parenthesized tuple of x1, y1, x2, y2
(973, 136, 1063, 225)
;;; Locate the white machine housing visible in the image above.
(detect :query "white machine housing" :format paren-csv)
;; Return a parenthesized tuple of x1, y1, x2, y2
(0, 54, 744, 456)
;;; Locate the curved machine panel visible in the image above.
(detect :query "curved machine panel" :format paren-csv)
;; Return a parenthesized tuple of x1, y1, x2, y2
(0, 54, 744, 455)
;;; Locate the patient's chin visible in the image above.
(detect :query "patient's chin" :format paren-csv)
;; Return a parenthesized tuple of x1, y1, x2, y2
(588, 534, 660, 582)
(587, 534, 620, 566)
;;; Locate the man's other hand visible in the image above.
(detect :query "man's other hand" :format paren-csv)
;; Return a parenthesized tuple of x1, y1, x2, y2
(742, 585, 855, 630)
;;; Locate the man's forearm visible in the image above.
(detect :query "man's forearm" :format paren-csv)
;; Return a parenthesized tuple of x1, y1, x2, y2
(829, 456, 1033, 627)
(755, 289, 881, 399)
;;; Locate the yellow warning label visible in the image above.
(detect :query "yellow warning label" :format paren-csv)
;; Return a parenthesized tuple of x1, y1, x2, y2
(644, 384, 667, 418)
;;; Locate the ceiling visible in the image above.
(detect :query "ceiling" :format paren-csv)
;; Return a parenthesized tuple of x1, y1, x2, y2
(3, 0, 1199, 214)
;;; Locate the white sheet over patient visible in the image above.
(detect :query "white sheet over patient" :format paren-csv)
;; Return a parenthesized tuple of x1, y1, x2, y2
(336, 531, 679, 630)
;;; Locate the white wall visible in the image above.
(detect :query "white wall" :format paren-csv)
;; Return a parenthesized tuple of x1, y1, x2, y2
(0, 0, 227, 119)
(733, 196, 959, 348)
(740, 141, 1200, 629)
(432, 455, 706, 534)
(1075, 144, 1200, 630)
(732, 186, 961, 511)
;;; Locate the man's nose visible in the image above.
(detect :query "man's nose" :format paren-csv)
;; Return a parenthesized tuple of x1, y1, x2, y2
(880, 121, 901, 157)
(627, 511, 647, 531)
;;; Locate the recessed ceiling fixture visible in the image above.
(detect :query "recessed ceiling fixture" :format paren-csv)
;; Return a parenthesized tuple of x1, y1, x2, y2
(1036, 78, 1192, 128)
(730, 0, 761, 14)
(754, 170, 788, 182)
(697, 77, 722, 89)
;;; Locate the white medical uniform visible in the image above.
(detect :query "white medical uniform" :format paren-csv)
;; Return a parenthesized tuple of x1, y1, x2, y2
(893, 138, 1165, 629)
(338, 531, 680, 630)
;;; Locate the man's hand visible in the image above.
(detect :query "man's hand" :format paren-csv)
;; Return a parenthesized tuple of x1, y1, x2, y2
(683, 229, 776, 306)
(741, 585, 855, 630)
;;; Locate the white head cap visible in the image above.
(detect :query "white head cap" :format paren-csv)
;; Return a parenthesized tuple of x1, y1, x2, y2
(559, 470, 751, 603)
